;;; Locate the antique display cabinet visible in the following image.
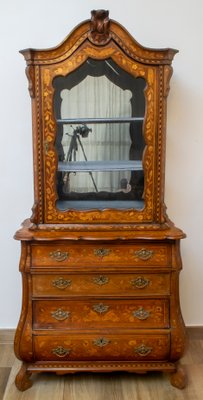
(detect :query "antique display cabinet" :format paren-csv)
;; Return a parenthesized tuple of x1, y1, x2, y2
(14, 10, 187, 390)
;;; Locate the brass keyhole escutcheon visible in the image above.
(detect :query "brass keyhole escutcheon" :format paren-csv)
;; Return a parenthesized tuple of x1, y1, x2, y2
(132, 307, 150, 320)
(134, 248, 154, 261)
(134, 344, 152, 356)
(94, 248, 110, 258)
(93, 337, 111, 347)
(93, 275, 109, 286)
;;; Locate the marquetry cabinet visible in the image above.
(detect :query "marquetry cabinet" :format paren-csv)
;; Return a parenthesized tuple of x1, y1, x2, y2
(14, 10, 187, 391)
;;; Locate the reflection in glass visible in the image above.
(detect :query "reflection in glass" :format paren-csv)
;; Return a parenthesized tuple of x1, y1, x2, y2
(53, 59, 146, 210)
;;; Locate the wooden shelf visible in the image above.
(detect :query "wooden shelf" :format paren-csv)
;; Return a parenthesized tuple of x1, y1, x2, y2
(57, 117, 144, 124)
(58, 160, 143, 172)
(57, 200, 144, 210)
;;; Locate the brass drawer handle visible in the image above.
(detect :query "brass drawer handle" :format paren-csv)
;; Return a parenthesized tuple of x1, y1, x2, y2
(52, 277, 72, 290)
(131, 276, 150, 289)
(92, 303, 110, 314)
(132, 307, 150, 320)
(52, 346, 71, 358)
(93, 275, 109, 286)
(93, 337, 111, 347)
(94, 248, 110, 258)
(49, 250, 69, 262)
(51, 308, 71, 321)
(134, 248, 154, 260)
(134, 344, 152, 356)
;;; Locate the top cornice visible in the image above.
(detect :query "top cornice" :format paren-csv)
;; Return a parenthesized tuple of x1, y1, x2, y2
(20, 10, 178, 66)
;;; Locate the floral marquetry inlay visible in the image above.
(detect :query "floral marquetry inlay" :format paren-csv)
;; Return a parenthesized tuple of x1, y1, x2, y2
(15, 11, 186, 393)
(42, 42, 157, 224)
(18, 10, 178, 226)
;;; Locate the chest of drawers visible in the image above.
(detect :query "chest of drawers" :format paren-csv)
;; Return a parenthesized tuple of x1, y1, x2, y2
(14, 233, 186, 390)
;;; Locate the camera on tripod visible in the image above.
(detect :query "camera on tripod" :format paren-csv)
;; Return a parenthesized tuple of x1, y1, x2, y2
(74, 124, 92, 138)
(63, 124, 98, 192)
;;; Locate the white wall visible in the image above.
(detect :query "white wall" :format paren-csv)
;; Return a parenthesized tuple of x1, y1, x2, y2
(0, 0, 202, 328)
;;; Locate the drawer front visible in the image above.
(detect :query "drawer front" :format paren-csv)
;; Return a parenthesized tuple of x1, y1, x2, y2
(34, 333, 170, 361)
(31, 243, 170, 268)
(32, 273, 170, 297)
(33, 299, 169, 330)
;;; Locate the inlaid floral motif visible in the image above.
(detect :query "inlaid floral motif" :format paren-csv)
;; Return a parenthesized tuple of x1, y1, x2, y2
(42, 43, 157, 224)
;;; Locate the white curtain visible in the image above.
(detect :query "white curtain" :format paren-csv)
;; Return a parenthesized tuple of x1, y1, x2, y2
(61, 75, 132, 192)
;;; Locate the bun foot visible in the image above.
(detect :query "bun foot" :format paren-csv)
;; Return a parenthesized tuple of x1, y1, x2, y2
(15, 363, 33, 391)
(170, 366, 187, 389)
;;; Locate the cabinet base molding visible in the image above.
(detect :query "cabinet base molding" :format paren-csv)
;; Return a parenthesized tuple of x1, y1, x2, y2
(15, 361, 186, 391)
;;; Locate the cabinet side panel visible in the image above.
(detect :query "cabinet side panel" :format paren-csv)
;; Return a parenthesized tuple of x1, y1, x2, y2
(170, 241, 186, 361)
(14, 242, 33, 362)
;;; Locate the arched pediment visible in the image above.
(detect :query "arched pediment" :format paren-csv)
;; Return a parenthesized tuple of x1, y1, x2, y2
(20, 10, 178, 66)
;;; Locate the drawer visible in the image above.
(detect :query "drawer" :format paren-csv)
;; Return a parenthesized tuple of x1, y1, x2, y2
(31, 242, 171, 268)
(33, 299, 169, 330)
(32, 272, 170, 297)
(34, 333, 170, 361)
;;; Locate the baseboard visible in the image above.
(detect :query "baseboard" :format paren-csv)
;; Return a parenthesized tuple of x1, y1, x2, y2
(186, 324, 203, 328)
(186, 326, 203, 339)
(0, 329, 15, 343)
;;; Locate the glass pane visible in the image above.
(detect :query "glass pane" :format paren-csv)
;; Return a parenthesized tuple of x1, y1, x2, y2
(53, 59, 146, 210)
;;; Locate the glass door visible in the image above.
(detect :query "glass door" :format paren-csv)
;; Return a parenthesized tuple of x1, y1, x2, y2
(53, 58, 146, 211)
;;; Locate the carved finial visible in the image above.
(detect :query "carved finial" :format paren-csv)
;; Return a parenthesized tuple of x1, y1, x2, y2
(88, 9, 111, 45)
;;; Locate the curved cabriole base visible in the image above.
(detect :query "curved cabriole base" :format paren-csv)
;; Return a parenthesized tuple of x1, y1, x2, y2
(15, 361, 186, 391)
(170, 366, 187, 389)
(15, 363, 33, 392)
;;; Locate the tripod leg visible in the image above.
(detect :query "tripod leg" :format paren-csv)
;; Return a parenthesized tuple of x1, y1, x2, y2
(63, 135, 75, 192)
(77, 136, 98, 192)
(89, 172, 99, 193)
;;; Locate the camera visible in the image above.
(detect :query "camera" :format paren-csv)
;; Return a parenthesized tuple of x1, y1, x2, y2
(74, 125, 92, 138)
